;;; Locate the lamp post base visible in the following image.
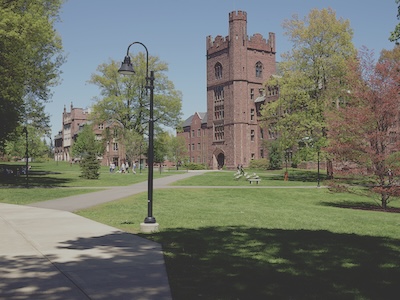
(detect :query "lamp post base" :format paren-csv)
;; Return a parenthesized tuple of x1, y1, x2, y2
(140, 222, 159, 233)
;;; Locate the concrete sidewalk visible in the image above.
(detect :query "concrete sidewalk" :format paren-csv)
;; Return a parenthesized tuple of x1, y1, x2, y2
(0, 171, 206, 300)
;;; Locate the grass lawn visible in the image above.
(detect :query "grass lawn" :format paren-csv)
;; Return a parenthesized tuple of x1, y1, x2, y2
(171, 169, 321, 186)
(0, 188, 104, 205)
(77, 187, 400, 299)
(0, 161, 183, 203)
(2, 161, 399, 298)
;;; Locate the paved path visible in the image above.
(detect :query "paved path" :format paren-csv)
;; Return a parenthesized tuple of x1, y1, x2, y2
(0, 171, 206, 300)
(28, 171, 205, 212)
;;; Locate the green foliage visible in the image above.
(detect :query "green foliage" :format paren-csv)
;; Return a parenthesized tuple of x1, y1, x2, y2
(248, 158, 269, 170)
(72, 125, 103, 179)
(72, 125, 104, 159)
(261, 8, 356, 162)
(153, 131, 169, 164)
(167, 134, 188, 169)
(183, 162, 207, 170)
(266, 141, 282, 170)
(4, 126, 49, 160)
(89, 54, 183, 137)
(79, 151, 100, 180)
(0, 0, 65, 146)
(389, 0, 400, 43)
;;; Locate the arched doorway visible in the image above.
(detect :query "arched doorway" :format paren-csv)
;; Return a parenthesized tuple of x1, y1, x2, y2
(212, 148, 225, 170)
(217, 153, 225, 169)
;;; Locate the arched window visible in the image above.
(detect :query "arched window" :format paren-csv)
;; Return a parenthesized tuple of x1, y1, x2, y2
(255, 61, 263, 78)
(215, 63, 223, 79)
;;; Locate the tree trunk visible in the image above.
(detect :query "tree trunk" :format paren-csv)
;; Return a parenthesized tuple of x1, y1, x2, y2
(381, 193, 389, 210)
(326, 159, 334, 179)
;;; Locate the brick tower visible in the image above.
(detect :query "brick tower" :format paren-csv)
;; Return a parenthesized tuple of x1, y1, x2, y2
(206, 11, 276, 169)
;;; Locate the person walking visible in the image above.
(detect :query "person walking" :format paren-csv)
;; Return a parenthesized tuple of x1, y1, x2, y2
(132, 162, 137, 174)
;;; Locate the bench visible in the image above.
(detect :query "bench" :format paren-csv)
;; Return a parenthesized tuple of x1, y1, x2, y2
(248, 178, 261, 184)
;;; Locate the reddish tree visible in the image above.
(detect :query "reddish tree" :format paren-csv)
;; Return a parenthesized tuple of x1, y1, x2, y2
(326, 47, 400, 209)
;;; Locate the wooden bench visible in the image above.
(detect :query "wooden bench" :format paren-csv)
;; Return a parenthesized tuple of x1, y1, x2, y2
(248, 178, 261, 184)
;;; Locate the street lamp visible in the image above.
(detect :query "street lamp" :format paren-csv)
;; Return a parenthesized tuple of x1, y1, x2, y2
(118, 41, 158, 232)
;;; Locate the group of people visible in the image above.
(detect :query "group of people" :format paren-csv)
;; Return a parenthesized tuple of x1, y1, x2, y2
(109, 161, 137, 174)
(237, 164, 245, 175)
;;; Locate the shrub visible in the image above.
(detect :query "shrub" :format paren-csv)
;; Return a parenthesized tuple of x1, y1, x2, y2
(184, 163, 207, 170)
(249, 159, 269, 170)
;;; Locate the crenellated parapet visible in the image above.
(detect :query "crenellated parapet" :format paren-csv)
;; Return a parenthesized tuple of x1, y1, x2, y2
(229, 10, 247, 22)
(206, 34, 229, 55)
(248, 32, 276, 53)
(207, 31, 276, 55)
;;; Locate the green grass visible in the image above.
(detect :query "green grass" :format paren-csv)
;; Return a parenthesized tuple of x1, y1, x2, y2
(172, 169, 321, 186)
(77, 188, 400, 299)
(2, 162, 400, 298)
(0, 161, 183, 188)
(0, 188, 103, 205)
(0, 161, 183, 203)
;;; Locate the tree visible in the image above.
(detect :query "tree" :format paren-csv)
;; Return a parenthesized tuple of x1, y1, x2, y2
(326, 47, 400, 209)
(261, 8, 356, 168)
(89, 54, 182, 137)
(168, 134, 188, 170)
(0, 0, 65, 147)
(123, 129, 145, 165)
(265, 140, 282, 170)
(80, 150, 101, 180)
(389, 0, 400, 44)
(153, 131, 170, 172)
(72, 125, 103, 179)
(4, 125, 49, 161)
(72, 125, 104, 159)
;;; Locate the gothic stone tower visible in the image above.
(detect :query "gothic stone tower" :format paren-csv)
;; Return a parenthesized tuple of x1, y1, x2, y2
(206, 11, 276, 169)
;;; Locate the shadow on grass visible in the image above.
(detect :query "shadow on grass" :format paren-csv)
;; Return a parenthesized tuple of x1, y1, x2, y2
(145, 226, 400, 300)
(320, 200, 400, 213)
(0, 172, 73, 188)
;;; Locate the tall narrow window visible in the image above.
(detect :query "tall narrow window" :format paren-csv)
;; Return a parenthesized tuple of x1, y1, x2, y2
(215, 63, 223, 79)
(255, 61, 263, 78)
(251, 130, 255, 141)
(214, 86, 224, 121)
(250, 109, 255, 121)
(214, 124, 224, 141)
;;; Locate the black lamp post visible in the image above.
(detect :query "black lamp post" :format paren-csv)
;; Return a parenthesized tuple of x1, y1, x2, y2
(22, 126, 29, 188)
(118, 42, 156, 225)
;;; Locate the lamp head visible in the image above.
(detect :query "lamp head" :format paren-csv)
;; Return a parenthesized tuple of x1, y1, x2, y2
(118, 55, 135, 75)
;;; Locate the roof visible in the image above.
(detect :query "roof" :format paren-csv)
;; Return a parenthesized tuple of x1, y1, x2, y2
(255, 95, 266, 103)
(182, 112, 207, 127)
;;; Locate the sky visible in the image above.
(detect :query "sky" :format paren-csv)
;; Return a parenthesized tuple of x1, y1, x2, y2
(48, 0, 398, 137)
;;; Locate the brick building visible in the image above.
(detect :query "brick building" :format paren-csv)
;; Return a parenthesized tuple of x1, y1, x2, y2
(54, 103, 128, 167)
(179, 10, 277, 169)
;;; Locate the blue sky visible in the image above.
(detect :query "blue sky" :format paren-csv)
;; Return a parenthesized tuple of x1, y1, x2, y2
(48, 0, 398, 137)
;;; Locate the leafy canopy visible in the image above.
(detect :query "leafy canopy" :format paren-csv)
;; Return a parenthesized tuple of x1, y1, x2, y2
(89, 53, 183, 137)
(326, 47, 400, 209)
(0, 0, 65, 146)
(261, 8, 356, 162)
